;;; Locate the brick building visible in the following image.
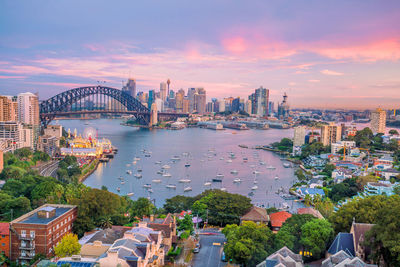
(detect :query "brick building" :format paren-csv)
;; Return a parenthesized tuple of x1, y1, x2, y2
(0, 222, 10, 258)
(9, 204, 77, 264)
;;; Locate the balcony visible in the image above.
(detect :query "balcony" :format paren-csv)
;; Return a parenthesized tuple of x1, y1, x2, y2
(20, 234, 35, 240)
(19, 243, 35, 250)
(19, 253, 35, 260)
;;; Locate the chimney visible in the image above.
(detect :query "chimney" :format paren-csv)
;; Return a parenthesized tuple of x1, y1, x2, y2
(150, 214, 154, 222)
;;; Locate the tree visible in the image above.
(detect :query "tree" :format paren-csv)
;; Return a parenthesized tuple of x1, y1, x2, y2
(130, 197, 155, 219)
(328, 178, 358, 202)
(354, 128, 374, 149)
(164, 195, 196, 213)
(223, 221, 274, 266)
(314, 198, 334, 218)
(54, 233, 81, 257)
(365, 195, 400, 266)
(274, 214, 315, 252)
(389, 129, 399, 135)
(356, 175, 378, 191)
(323, 164, 336, 177)
(304, 194, 312, 207)
(99, 216, 112, 229)
(300, 219, 334, 259)
(177, 213, 194, 234)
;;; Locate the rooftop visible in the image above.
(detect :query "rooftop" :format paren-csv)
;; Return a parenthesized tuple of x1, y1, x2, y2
(11, 204, 76, 225)
(328, 233, 355, 257)
(269, 211, 292, 228)
(241, 206, 269, 222)
(297, 207, 324, 219)
(0, 222, 9, 235)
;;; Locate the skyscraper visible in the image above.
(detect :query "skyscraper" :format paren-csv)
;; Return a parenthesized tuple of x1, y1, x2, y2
(293, 126, 306, 146)
(245, 99, 252, 115)
(187, 88, 197, 113)
(160, 82, 167, 102)
(175, 89, 185, 112)
(148, 90, 155, 108)
(122, 78, 136, 97)
(0, 96, 17, 121)
(248, 87, 269, 117)
(277, 93, 290, 120)
(370, 108, 386, 134)
(17, 92, 39, 126)
(194, 88, 206, 114)
(321, 122, 342, 146)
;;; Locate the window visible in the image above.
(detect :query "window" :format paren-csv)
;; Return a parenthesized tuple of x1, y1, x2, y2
(49, 229, 52, 234)
(56, 224, 59, 229)
(21, 230, 26, 237)
(65, 219, 67, 224)
(68, 225, 71, 230)
(30, 230, 35, 238)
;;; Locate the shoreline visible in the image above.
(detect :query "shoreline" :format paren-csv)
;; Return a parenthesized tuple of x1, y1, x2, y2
(79, 159, 100, 183)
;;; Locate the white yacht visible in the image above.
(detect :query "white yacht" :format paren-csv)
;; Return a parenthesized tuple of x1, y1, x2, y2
(134, 173, 142, 178)
(156, 170, 163, 174)
(259, 161, 266, 165)
(274, 175, 279, 180)
(126, 170, 132, 175)
(251, 185, 258, 190)
(152, 179, 162, 183)
(162, 173, 172, 178)
(204, 181, 212, 186)
(127, 192, 134, 197)
(179, 179, 191, 183)
(183, 187, 192, 192)
(162, 164, 171, 169)
(166, 184, 177, 189)
(283, 163, 291, 168)
(230, 170, 239, 174)
(143, 184, 152, 188)
(133, 157, 141, 161)
(221, 188, 227, 192)
(155, 161, 162, 164)
(216, 174, 224, 178)
(233, 178, 242, 183)
(147, 188, 154, 193)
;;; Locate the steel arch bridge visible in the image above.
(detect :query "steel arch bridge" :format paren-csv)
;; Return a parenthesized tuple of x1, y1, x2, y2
(40, 85, 151, 127)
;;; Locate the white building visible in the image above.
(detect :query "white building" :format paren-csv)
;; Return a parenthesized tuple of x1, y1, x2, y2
(293, 126, 306, 146)
(0, 121, 23, 152)
(17, 92, 39, 125)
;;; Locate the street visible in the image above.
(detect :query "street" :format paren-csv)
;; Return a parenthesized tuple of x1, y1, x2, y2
(192, 229, 227, 267)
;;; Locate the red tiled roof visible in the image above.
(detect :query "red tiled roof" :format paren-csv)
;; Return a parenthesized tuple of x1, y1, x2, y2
(297, 208, 324, 219)
(0, 222, 9, 235)
(269, 211, 292, 228)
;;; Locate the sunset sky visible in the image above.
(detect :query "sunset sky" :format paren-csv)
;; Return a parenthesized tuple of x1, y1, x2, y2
(0, 0, 399, 108)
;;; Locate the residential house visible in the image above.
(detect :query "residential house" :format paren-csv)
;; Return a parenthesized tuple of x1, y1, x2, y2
(141, 214, 177, 251)
(322, 250, 377, 267)
(0, 222, 10, 257)
(327, 233, 355, 258)
(269, 211, 292, 232)
(332, 168, 353, 183)
(256, 246, 303, 267)
(350, 222, 374, 263)
(363, 181, 398, 196)
(297, 187, 325, 199)
(378, 168, 400, 180)
(297, 208, 324, 219)
(98, 222, 165, 267)
(240, 206, 269, 225)
(373, 154, 394, 170)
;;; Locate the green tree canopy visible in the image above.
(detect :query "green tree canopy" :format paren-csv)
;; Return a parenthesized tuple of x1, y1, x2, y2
(223, 221, 275, 266)
(300, 219, 334, 259)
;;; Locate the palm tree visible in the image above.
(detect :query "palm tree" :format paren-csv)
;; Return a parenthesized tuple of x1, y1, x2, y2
(304, 194, 312, 207)
(100, 216, 112, 229)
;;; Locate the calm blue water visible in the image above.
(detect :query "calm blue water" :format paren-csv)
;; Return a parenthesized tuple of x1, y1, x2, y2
(58, 119, 303, 210)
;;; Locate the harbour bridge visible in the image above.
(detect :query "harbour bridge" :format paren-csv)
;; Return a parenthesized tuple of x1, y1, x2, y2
(39, 85, 188, 127)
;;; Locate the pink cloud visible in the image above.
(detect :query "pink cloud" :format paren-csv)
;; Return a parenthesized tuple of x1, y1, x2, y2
(320, 69, 344, 76)
(0, 75, 26, 79)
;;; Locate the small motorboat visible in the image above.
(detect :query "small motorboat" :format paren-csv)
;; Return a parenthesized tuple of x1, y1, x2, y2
(147, 188, 154, 193)
(248, 191, 254, 196)
(143, 184, 152, 188)
(145, 154, 151, 157)
(275, 175, 279, 180)
(243, 157, 248, 162)
(152, 179, 162, 183)
(266, 165, 276, 170)
(166, 184, 176, 189)
(179, 179, 191, 183)
(216, 174, 224, 178)
(134, 174, 142, 178)
(282, 202, 290, 210)
(126, 163, 131, 167)
(253, 180, 258, 184)
(133, 157, 141, 161)
(230, 170, 238, 174)
(251, 185, 258, 190)
(171, 156, 181, 161)
(220, 157, 224, 160)
(283, 163, 291, 168)
(250, 164, 256, 168)
(259, 161, 266, 165)
(226, 159, 232, 163)
(155, 161, 162, 164)
(204, 182, 212, 186)
(162, 173, 172, 177)
(137, 168, 143, 172)
(127, 192, 134, 197)
(233, 178, 242, 183)
(157, 170, 163, 174)
(126, 170, 132, 175)
(183, 187, 192, 192)
(185, 163, 191, 167)
(121, 181, 125, 185)
(162, 165, 171, 169)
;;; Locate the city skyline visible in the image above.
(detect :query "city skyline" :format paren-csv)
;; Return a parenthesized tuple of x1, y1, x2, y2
(0, 1, 400, 108)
